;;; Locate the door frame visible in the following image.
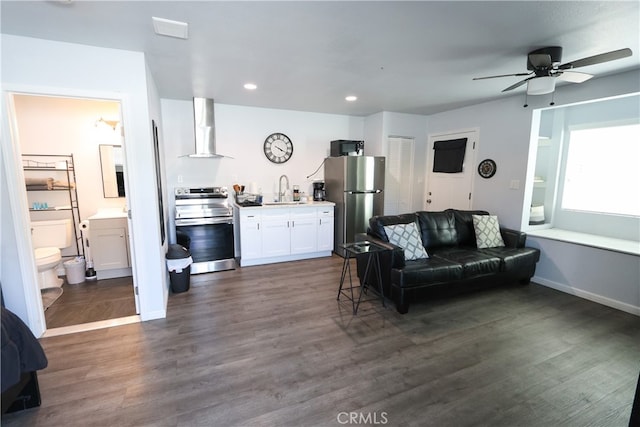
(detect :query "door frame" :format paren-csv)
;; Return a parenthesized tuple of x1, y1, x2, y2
(2, 85, 141, 336)
(424, 128, 479, 211)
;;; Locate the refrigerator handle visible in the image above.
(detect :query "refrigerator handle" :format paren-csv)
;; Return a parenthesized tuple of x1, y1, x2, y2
(345, 189, 382, 195)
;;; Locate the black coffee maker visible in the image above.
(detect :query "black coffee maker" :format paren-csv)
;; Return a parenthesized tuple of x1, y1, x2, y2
(313, 181, 325, 201)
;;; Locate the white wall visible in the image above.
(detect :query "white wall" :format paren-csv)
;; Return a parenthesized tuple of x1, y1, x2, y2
(145, 61, 170, 307)
(1, 35, 168, 333)
(527, 238, 639, 315)
(160, 99, 364, 243)
(425, 69, 640, 315)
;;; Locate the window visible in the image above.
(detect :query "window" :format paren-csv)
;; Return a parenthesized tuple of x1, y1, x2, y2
(529, 93, 640, 243)
(562, 124, 640, 217)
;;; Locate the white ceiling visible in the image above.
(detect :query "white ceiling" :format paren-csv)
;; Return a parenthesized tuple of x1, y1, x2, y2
(2, 1, 639, 116)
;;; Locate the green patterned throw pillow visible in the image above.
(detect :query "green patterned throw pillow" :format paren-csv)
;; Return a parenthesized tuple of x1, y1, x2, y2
(472, 215, 505, 249)
(383, 222, 429, 260)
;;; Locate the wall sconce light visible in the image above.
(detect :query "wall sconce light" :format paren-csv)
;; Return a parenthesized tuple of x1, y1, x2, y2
(95, 117, 120, 130)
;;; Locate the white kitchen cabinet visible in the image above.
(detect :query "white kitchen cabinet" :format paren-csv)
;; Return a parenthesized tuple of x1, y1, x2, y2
(317, 208, 335, 252)
(237, 204, 334, 266)
(89, 216, 132, 279)
(239, 212, 261, 261)
(290, 207, 318, 254)
(261, 209, 291, 257)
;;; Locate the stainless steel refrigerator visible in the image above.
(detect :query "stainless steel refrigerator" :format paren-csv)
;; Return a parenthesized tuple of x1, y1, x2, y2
(324, 156, 385, 257)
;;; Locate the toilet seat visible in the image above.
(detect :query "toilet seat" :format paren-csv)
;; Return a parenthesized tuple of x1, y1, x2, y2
(35, 247, 61, 266)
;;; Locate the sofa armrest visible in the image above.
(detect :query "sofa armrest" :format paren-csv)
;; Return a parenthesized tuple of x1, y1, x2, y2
(500, 227, 527, 248)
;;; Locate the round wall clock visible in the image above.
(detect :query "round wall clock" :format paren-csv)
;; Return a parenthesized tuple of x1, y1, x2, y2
(264, 132, 293, 164)
(478, 159, 497, 178)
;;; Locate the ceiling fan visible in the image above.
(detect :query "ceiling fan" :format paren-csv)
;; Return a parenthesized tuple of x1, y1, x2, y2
(473, 46, 632, 95)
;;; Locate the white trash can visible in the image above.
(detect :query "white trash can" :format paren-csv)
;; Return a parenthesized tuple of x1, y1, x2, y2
(64, 257, 86, 284)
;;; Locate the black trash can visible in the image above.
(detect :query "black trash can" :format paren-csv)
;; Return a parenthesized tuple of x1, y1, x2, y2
(166, 244, 192, 293)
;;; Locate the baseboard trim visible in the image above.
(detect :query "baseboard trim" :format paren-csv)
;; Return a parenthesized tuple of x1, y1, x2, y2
(43, 315, 141, 337)
(533, 276, 640, 316)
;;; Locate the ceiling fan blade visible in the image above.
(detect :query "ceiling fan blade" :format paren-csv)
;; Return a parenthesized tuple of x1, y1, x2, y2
(473, 72, 532, 80)
(558, 71, 593, 83)
(529, 53, 552, 68)
(558, 48, 632, 70)
(502, 76, 535, 92)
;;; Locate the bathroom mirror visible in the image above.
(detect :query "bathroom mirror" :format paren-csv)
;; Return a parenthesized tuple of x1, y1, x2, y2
(99, 144, 125, 198)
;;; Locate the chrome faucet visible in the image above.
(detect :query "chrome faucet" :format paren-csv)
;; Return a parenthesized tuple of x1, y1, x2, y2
(278, 174, 290, 202)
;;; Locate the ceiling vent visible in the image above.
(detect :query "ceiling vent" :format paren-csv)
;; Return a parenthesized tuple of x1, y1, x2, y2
(152, 17, 188, 40)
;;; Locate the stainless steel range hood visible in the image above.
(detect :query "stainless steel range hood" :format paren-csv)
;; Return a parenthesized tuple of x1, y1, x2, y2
(187, 97, 230, 158)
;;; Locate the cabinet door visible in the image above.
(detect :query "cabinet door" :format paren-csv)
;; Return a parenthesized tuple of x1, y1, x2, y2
(290, 208, 318, 254)
(261, 210, 290, 257)
(317, 208, 334, 251)
(240, 213, 262, 260)
(92, 227, 130, 270)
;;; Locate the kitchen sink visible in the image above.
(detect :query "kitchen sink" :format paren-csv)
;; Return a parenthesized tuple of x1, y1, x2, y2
(262, 201, 302, 206)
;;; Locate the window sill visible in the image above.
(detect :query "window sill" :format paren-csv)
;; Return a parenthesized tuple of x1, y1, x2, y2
(527, 228, 640, 256)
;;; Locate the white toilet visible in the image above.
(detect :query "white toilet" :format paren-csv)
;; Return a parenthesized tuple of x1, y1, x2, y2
(31, 219, 72, 289)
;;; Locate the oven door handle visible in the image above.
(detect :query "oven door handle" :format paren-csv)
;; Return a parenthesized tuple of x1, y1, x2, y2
(175, 217, 233, 226)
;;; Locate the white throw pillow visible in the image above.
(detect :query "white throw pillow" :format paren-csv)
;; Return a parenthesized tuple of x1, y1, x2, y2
(383, 222, 429, 260)
(472, 215, 505, 249)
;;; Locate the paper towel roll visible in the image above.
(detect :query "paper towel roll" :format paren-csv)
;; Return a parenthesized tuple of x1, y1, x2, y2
(249, 182, 258, 194)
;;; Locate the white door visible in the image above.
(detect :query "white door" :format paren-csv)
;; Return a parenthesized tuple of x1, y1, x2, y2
(385, 137, 415, 215)
(425, 130, 477, 211)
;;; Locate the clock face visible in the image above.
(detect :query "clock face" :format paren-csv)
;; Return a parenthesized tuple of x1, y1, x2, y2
(478, 159, 497, 178)
(264, 133, 293, 164)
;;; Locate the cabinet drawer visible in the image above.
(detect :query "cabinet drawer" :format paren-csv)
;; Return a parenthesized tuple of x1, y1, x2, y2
(317, 208, 334, 218)
(240, 213, 260, 223)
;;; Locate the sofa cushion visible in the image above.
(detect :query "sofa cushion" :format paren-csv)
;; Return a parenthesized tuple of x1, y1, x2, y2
(383, 222, 429, 261)
(368, 213, 417, 241)
(472, 215, 505, 248)
(391, 257, 463, 289)
(479, 247, 541, 273)
(416, 210, 457, 249)
(433, 248, 501, 278)
(450, 209, 490, 246)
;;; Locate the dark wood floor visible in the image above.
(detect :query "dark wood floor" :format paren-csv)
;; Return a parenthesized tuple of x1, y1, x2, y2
(4, 255, 639, 426)
(44, 276, 137, 328)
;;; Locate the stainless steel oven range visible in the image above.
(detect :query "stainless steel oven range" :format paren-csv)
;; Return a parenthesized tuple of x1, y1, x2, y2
(174, 186, 236, 274)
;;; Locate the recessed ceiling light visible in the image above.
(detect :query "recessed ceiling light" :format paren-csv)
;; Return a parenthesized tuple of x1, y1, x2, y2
(152, 17, 189, 40)
(244, 83, 258, 90)
(345, 95, 358, 102)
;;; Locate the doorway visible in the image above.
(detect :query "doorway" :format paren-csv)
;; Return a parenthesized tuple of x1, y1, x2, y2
(11, 93, 139, 332)
(425, 129, 478, 211)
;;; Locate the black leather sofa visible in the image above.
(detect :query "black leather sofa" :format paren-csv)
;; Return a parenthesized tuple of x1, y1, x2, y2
(356, 209, 541, 314)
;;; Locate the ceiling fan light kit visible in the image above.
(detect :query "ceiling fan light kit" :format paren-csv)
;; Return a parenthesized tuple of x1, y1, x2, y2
(527, 76, 556, 95)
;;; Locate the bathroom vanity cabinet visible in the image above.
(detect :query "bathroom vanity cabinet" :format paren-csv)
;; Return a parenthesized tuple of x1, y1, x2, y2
(89, 215, 132, 279)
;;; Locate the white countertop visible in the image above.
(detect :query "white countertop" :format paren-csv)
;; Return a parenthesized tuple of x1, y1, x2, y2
(235, 201, 335, 210)
(88, 209, 128, 220)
